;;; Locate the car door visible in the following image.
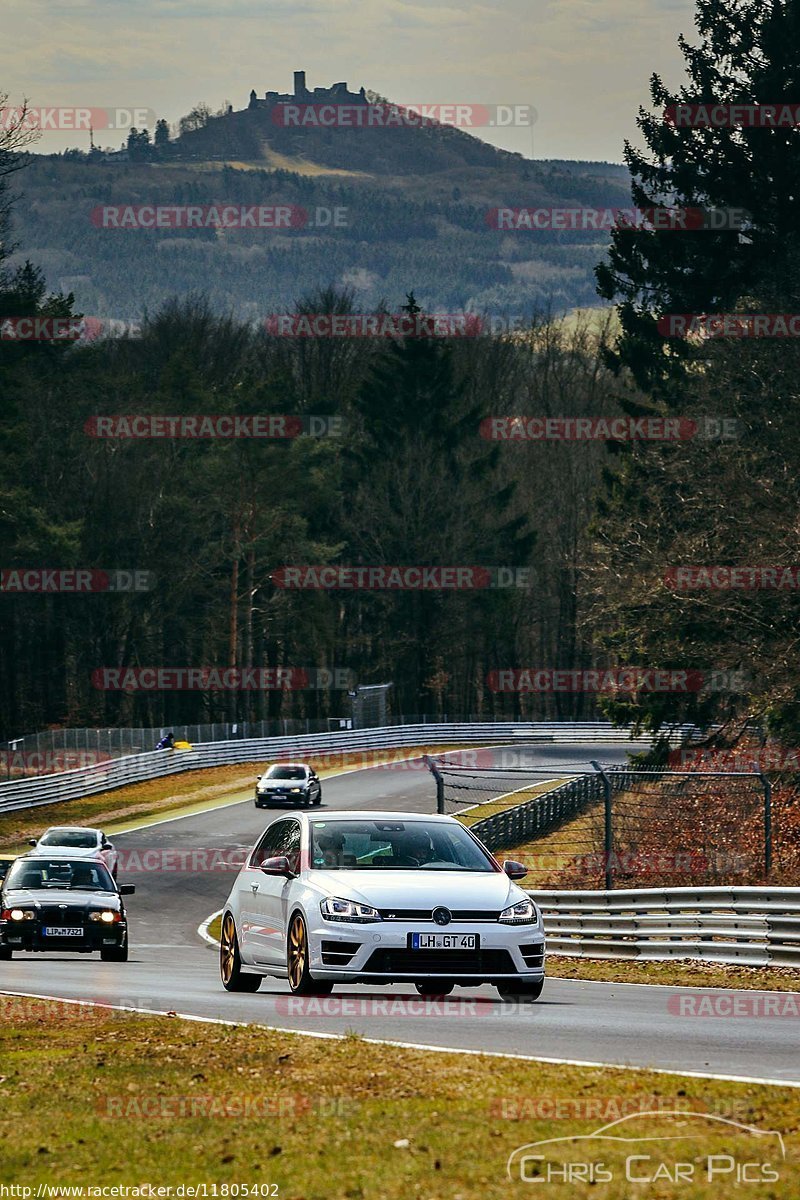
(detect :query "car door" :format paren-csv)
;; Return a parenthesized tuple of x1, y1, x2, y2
(242, 819, 299, 966)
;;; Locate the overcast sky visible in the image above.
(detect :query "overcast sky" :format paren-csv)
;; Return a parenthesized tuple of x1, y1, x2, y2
(3, 0, 697, 163)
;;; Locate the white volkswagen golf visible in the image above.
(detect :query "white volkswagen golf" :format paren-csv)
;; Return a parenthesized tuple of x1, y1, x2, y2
(219, 810, 545, 1000)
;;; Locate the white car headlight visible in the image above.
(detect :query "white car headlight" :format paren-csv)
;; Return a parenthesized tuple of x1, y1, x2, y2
(320, 897, 381, 923)
(7, 909, 35, 922)
(499, 899, 539, 925)
(89, 910, 120, 923)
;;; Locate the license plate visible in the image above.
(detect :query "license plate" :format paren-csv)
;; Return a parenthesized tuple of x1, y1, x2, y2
(409, 933, 478, 950)
(44, 927, 83, 937)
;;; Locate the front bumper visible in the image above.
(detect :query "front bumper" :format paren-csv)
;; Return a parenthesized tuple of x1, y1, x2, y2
(255, 790, 309, 806)
(306, 915, 545, 983)
(0, 920, 127, 954)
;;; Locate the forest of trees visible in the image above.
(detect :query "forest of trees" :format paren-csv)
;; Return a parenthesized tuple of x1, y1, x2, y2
(2, 0, 800, 748)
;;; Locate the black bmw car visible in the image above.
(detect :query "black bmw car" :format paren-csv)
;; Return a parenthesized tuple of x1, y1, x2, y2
(0, 854, 134, 961)
(255, 762, 322, 808)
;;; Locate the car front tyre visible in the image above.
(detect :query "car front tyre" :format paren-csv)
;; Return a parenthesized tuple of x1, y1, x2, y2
(287, 913, 333, 996)
(0, 945, 12, 960)
(220, 913, 262, 993)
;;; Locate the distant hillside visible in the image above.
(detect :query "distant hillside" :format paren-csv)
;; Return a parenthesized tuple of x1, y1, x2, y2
(8, 86, 632, 322)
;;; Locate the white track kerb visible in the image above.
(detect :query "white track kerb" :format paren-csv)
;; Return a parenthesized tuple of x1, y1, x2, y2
(0, 989, 796, 1090)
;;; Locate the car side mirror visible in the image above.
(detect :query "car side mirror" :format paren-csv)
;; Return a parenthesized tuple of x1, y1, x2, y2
(256, 775, 262, 782)
(260, 855, 293, 877)
(119, 884, 136, 895)
(28, 838, 37, 846)
(503, 860, 528, 881)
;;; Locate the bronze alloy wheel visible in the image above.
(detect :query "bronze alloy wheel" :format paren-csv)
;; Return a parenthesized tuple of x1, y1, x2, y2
(287, 912, 333, 996)
(220, 912, 261, 992)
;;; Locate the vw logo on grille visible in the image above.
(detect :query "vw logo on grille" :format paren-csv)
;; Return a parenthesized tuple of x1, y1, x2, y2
(432, 906, 452, 926)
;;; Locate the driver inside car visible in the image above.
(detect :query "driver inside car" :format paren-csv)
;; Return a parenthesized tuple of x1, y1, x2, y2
(395, 828, 437, 865)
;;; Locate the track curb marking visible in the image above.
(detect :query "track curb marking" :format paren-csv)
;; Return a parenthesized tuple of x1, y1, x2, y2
(1, 988, 797, 1089)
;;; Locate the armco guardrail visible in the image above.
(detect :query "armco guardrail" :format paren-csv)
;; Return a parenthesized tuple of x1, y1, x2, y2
(468, 771, 611, 849)
(0, 721, 697, 814)
(530, 887, 800, 966)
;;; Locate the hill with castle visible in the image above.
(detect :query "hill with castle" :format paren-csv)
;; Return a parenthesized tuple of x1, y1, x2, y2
(11, 70, 631, 322)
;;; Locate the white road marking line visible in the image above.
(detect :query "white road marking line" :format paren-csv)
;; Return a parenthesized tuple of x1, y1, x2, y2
(1, 987, 797, 1089)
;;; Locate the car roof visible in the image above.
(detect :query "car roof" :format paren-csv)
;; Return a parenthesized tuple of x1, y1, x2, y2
(18, 850, 106, 862)
(305, 809, 456, 823)
(40, 826, 102, 835)
(267, 762, 310, 770)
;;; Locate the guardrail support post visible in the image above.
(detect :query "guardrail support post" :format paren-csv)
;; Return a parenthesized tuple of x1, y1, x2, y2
(759, 772, 772, 878)
(424, 755, 446, 814)
(591, 760, 614, 890)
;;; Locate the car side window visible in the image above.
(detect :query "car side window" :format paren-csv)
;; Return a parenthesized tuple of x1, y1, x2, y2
(283, 821, 302, 875)
(252, 820, 290, 866)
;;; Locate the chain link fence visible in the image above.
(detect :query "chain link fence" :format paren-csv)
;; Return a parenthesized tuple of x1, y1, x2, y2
(427, 758, 773, 889)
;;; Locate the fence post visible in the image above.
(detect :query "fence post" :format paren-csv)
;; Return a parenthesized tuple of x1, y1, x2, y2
(759, 772, 772, 878)
(424, 755, 446, 814)
(591, 760, 614, 890)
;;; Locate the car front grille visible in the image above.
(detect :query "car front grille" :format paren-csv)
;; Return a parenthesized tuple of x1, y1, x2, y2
(363, 948, 516, 975)
(37, 906, 85, 926)
(376, 909, 500, 922)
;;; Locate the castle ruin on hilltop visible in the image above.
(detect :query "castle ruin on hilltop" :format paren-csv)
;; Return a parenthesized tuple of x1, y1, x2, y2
(248, 71, 367, 109)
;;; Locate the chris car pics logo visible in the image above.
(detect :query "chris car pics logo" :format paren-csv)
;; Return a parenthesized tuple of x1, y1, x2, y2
(506, 1111, 785, 1186)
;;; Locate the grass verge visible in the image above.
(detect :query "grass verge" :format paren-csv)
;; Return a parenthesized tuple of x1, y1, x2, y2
(0, 999, 797, 1195)
(456, 778, 569, 827)
(547, 955, 800, 992)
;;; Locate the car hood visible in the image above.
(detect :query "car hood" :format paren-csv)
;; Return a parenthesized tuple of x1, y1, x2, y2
(2, 888, 121, 909)
(306, 869, 523, 911)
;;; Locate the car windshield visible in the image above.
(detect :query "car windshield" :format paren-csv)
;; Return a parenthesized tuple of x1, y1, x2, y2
(39, 830, 98, 848)
(265, 765, 307, 780)
(4, 858, 116, 892)
(310, 820, 495, 871)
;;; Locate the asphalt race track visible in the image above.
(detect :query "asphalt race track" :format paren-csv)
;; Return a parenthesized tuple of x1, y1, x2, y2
(2, 742, 797, 1085)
